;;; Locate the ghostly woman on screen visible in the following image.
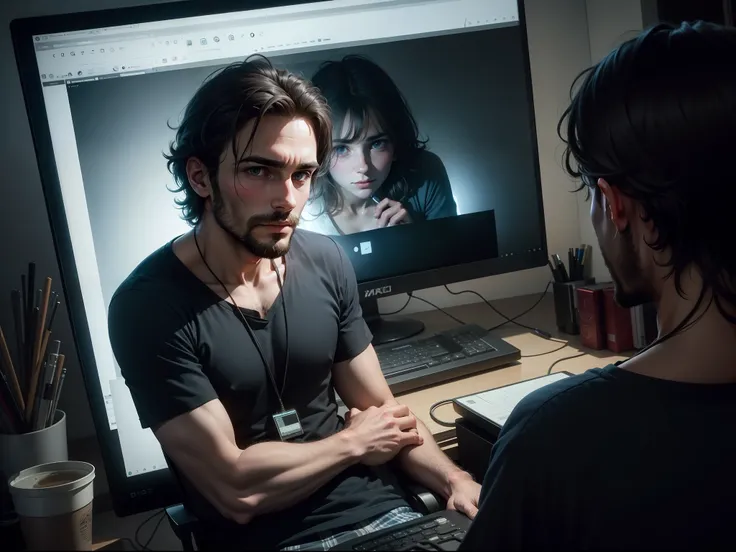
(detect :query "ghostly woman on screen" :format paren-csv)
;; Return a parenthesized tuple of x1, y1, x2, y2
(299, 55, 457, 236)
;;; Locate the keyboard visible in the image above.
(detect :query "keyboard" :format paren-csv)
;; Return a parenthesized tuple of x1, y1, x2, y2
(375, 324, 521, 394)
(334, 510, 471, 551)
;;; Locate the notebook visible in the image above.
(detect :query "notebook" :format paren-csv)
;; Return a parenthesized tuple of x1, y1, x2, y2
(452, 372, 572, 437)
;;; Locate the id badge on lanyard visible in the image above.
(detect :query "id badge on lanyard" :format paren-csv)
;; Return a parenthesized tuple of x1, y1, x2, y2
(273, 409, 304, 441)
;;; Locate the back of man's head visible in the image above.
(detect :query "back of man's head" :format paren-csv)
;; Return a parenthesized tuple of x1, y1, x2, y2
(559, 20, 736, 326)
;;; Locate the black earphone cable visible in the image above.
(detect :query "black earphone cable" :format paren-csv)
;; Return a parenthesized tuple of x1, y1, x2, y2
(193, 229, 290, 409)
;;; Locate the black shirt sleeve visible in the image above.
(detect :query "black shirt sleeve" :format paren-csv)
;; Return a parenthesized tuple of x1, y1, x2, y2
(108, 289, 218, 429)
(329, 239, 373, 363)
(458, 388, 569, 551)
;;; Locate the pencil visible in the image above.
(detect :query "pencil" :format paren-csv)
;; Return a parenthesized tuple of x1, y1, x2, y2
(27, 262, 35, 316)
(0, 326, 25, 412)
(33, 277, 52, 372)
(26, 306, 38, 392)
(10, 290, 25, 395)
(26, 330, 53, 422)
(21, 275, 27, 328)
(46, 300, 60, 333)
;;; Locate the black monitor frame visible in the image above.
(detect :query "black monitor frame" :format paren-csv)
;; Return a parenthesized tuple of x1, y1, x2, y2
(11, 0, 546, 516)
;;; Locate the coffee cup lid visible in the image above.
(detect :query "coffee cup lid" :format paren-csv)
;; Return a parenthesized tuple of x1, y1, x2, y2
(8, 461, 95, 498)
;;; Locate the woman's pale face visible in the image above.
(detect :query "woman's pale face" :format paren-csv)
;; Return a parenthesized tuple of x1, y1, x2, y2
(328, 114, 395, 202)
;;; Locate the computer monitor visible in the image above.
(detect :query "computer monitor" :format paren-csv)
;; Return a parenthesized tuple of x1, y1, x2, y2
(11, 0, 546, 516)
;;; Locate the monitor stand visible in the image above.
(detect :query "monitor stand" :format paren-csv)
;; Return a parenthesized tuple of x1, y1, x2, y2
(361, 298, 425, 346)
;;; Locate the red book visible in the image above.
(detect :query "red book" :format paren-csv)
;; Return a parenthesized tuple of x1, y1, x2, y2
(602, 287, 634, 353)
(576, 285, 606, 350)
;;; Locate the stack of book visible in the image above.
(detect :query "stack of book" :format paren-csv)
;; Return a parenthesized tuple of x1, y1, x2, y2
(575, 283, 658, 353)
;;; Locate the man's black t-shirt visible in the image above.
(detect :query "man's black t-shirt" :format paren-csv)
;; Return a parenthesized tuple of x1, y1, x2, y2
(108, 230, 408, 550)
(460, 364, 736, 550)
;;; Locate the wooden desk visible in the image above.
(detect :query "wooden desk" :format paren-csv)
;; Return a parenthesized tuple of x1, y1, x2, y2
(391, 292, 628, 443)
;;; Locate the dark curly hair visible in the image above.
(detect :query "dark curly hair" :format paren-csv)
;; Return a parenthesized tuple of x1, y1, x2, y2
(164, 56, 332, 225)
(309, 55, 427, 215)
(558, 20, 736, 342)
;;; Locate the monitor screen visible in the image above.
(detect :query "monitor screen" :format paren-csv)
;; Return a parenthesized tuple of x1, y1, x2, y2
(12, 0, 545, 514)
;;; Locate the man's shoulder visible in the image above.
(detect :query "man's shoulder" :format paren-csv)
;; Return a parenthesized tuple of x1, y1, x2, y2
(109, 240, 189, 320)
(292, 229, 346, 271)
(502, 366, 620, 441)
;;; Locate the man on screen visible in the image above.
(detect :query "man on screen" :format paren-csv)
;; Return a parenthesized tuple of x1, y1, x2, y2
(460, 21, 736, 550)
(107, 57, 479, 551)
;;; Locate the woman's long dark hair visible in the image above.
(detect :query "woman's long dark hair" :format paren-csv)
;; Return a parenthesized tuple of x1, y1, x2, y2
(309, 55, 427, 215)
(558, 21, 736, 345)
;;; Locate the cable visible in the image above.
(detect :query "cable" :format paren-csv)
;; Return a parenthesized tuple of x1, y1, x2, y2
(429, 399, 457, 428)
(380, 294, 412, 316)
(134, 509, 165, 551)
(143, 510, 167, 550)
(413, 284, 569, 360)
(547, 352, 586, 375)
(409, 293, 466, 326)
(521, 340, 569, 358)
(443, 281, 553, 335)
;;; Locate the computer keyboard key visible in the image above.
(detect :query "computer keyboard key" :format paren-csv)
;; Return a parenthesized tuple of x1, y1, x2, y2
(394, 543, 436, 552)
(437, 539, 461, 551)
(421, 521, 438, 529)
(452, 532, 466, 539)
(436, 524, 456, 535)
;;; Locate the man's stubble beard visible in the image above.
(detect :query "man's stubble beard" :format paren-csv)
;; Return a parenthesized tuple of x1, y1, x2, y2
(602, 228, 654, 309)
(211, 184, 296, 259)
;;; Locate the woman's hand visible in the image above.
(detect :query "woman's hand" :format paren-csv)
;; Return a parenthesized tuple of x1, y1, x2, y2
(374, 198, 412, 228)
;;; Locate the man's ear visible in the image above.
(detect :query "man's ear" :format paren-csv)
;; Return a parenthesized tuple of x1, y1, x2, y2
(186, 157, 212, 199)
(597, 178, 628, 232)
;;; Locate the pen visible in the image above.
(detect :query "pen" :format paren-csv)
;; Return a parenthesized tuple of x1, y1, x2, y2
(548, 257, 563, 282)
(47, 357, 66, 428)
(32, 339, 60, 430)
(553, 254, 569, 282)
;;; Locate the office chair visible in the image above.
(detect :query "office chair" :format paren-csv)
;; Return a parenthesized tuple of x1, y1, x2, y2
(165, 462, 444, 551)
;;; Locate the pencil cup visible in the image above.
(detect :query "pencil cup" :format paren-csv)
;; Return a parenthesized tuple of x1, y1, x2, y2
(0, 410, 68, 526)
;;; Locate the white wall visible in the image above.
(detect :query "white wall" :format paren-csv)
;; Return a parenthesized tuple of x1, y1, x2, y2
(574, 0, 645, 284)
(0, 0, 617, 440)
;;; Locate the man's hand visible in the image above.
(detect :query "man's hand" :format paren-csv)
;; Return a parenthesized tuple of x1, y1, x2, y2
(374, 198, 412, 228)
(343, 403, 424, 466)
(446, 471, 481, 520)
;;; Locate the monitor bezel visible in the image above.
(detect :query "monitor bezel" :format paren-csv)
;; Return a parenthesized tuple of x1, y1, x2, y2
(10, 0, 546, 516)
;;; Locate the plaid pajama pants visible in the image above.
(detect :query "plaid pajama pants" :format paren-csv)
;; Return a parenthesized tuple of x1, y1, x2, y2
(281, 506, 423, 551)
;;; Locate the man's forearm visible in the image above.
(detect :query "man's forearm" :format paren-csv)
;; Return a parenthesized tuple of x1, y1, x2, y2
(397, 418, 470, 499)
(235, 430, 359, 516)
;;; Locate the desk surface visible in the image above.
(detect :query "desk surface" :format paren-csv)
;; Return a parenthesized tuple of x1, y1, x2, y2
(392, 292, 628, 442)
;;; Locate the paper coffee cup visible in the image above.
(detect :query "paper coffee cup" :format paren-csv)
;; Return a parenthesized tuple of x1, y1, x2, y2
(8, 461, 95, 551)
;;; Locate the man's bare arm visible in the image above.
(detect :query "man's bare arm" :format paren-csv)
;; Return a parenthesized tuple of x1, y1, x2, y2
(155, 399, 359, 523)
(155, 395, 421, 524)
(333, 345, 473, 500)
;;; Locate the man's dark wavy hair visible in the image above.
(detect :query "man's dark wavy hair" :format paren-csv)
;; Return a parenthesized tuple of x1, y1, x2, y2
(164, 56, 332, 225)
(558, 20, 736, 339)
